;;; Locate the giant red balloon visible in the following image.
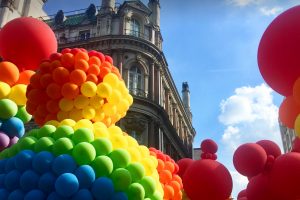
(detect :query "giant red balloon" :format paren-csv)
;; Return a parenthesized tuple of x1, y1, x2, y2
(270, 152, 300, 199)
(177, 158, 194, 178)
(258, 5, 300, 96)
(246, 173, 276, 200)
(233, 143, 267, 177)
(201, 139, 218, 154)
(237, 189, 247, 199)
(278, 96, 300, 129)
(256, 140, 281, 158)
(292, 137, 300, 153)
(183, 159, 232, 200)
(0, 17, 57, 71)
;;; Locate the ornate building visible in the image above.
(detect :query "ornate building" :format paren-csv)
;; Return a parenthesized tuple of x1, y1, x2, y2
(43, 0, 196, 159)
(0, 0, 48, 27)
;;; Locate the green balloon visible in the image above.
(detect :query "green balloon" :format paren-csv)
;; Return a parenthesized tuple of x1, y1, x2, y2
(72, 128, 94, 144)
(18, 136, 37, 151)
(37, 125, 56, 138)
(139, 176, 156, 197)
(53, 126, 74, 140)
(0, 149, 9, 159)
(15, 106, 32, 123)
(111, 168, 132, 192)
(34, 137, 55, 152)
(26, 129, 39, 137)
(0, 99, 18, 119)
(91, 156, 113, 177)
(7, 144, 18, 158)
(126, 163, 145, 182)
(53, 137, 74, 156)
(126, 183, 145, 200)
(148, 191, 163, 200)
(109, 149, 131, 169)
(92, 138, 112, 156)
(72, 142, 96, 165)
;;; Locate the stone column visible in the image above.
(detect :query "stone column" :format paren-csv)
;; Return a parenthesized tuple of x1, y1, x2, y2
(149, 62, 155, 101)
(155, 66, 161, 104)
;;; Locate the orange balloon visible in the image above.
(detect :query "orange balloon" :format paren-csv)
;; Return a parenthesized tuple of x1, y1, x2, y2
(279, 96, 300, 128)
(101, 61, 112, 69)
(61, 82, 79, 99)
(0, 61, 19, 86)
(46, 83, 62, 99)
(173, 190, 183, 200)
(169, 181, 181, 194)
(86, 74, 98, 84)
(172, 175, 183, 188)
(16, 70, 35, 85)
(70, 69, 86, 86)
(40, 73, 53, 88)
(88, 64, 100, 75)
(165, 161, 175, 173)
(157, 159, 165, 171)
(163, 185, 174, 199)
(88, 56, 101, 66)
(50, 60, 63, 70)
(75, 51, 89, 62)
(61, 52, 74, 69)
(75, 59, 89, 72)
(160, 170, 172, 184)
(39, 61, 52, 74)
(99, 67, 111, 79)
(52, 67, 70, 84)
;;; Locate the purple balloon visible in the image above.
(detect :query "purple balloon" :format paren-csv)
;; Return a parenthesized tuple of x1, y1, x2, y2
(0, 132, 10, 151)
(8, 137, 19, 147)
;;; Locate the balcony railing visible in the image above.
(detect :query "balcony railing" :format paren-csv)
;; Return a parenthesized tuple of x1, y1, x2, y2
(124, 29, 150, 41)
(129, 88, 148, 98)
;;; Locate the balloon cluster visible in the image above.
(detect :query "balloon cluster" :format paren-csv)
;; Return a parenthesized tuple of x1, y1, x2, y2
(177, 139, 233, 200)
(0, 61, 34, 151)
(149, 148, 182, 200)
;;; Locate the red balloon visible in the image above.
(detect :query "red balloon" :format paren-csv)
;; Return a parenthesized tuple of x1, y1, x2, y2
(246, 173, 275, 200)
(258, 5, 300, 96)
(270, 152, 300, 199)
(183, 159, 232, 200)
(0, 17, 57, 71)
(238, 198, 248, 200)
(237, 189, 247, 199)
(279, 96, 300, 128)
(233, 143, 267, 177)
(292, 137, 300, 152)
(201, 139, 218, 154)
(177, 158, 194, 178)
(256, 140, 281, 158)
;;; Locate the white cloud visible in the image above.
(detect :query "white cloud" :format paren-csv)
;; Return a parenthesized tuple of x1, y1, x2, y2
(218, 84, 282, 198)
(227, 0, 266, 7)
(259, 6, 283, 16)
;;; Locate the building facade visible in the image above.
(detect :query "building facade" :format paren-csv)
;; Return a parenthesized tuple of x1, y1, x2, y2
(0, 0, 48, 27)
(44, 0, 196, 159)
(279, 122, 295, 153)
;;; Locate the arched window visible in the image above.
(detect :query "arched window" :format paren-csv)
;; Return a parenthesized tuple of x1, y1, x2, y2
(130, 18, 140, 37)
(129, 65, 144, 96)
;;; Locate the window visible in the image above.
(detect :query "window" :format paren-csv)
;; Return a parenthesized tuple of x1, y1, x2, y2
(79, 30, 90, 41)
(129, 65, 144, 96)
(130, 18, 140, 37)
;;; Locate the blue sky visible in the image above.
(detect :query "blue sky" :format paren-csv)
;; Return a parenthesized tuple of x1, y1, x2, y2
(44, 0, 299, 197)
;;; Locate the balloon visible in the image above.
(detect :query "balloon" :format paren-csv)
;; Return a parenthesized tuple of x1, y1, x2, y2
(20, 170, 40, 191)
(34, 137, 55, 152)
(258, 5, 300, 96)
(61, 53, 74, 69)
(0, 82, 11, 98)
(111, 168, 132, 191)
(75, 59, 89, 72)
(70, 69, 87, 86)
(5, 170, 21, 190)
(256, 140, 281, 158)
(0, 99, 18, 119)
(91, 177, 114, 200)
(53, 126, 74, 140)
(127, 183, 145, 200)
(177, 158, 194, 178)
(53, 137, 73, 156)
(246, 173, 275, 200)
(80, 81, 97, 97)
(52, 154, 77, 175)
(8, 136, 18, 147)
(1, 117, 24, 138)
(15, 106, 32, 123)
(52, 67, 70, 84)
(72, 142, 96, 165)
(279, 96, 300, 128)
(91, 156, 113, 177)
(0, 62, 19, 86)
(91, 138, 113, 156)
(16, 70, 35, 85)
(270, 152, 300, 199)
(237, 189, 247, 199)
(9, 84, 27, 105)
(0, 17, 57, 71)
(104, 73, 119, 88)
(55, 173, 79, 197)
(74, 95, 89, 109)
(183, 159, 232, 200)
(74, 165, 95, 189)
(14, 150, 35, 172)
(7, 189, 24, 200)
(109, 149, 131, 169)
(126, 163, 145, 182)
(0, 132, 10, 151)
(61, 83, 79, 100)
(292, 137, 300, 152)
(59, 98, 74, 112)
(18, 136, 37, 150)
(88, 64, 101, 75)
(233, 143, 267, 177)
(201, 139, 218, 154)
(97, 82, 112, 98)
(32, 151, 54, 174)
(72, 189, 94, 200)
(38, 172, 56, 194)
(72, 128, 94, 144)
(24, 190, 45, 200)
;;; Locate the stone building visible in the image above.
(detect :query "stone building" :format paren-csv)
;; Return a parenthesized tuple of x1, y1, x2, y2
(279, 122, 296, 153)
(0, 0, 48, 27)
(43, 0, 196, 159)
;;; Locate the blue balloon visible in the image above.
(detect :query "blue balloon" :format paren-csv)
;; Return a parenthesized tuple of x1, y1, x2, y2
(1, 117, 24, 138)
(91, 177, 114, 200)
(4, 170, 20, 190)
(47, 192, 69, 200)
(112, 192, 128, 200)
(52, 154, 77, 175)
(0, 159, 7, 173)
(74, 165, 95, 189)
(5, 157, 15, 173)
(32, 151, 54, 174)
(8, 189, 24, 200)
(20, 170, 40, 191)
(0, 188, 9, 199)
(0, 174, 5, 187)
(55, 173, 79, 198)
(38, 172, 56, 194)
(14, 150, 35, 172)
(71, 189, 93, 200)
(24, 189, 45, 200)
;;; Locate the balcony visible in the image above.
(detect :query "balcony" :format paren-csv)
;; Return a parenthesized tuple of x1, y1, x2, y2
(129, 88, 148, 98)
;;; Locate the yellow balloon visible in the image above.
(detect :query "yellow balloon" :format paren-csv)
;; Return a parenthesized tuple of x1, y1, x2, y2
(0, 81, 11, 99)
(69, 108, 83, 121)
(117, 81, 128, 95)
(96, 82, 112, 98)
(139, 145, 150, 157)
(93, 109, 105, 122)
(103, 117, 112, 127)
(127, 147, 142, 162)
(73, 119, 93, 130)
(149, 155, 158, 168)
(110, 134, 128, 149)
(295, 114, 300, 137)
(74, 95, 89, 109)
(108, 125, 123, 135)
(117, 99, 129, 113)
(102, 103, 117, 116)
(125, 135, 139, 147)
(59, 119, 76, 127)
(82, 106, 96, 119)
(81, 81, 97, 97)
(93, 121, 107, 130)
(57, 110, 70, 121)
(103, 73, 119, 88)
(59, 98, 74, 112)
(126, 94, 133, 106)
(110, 114, 121, 124)
(9, 84, 27, 105)
(107, 90, 121, 105)
(89, 96, 104, 109)
(93, 127, 109, 138)
(141, 157, 155, 176)
(45, 120, 60, 127)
